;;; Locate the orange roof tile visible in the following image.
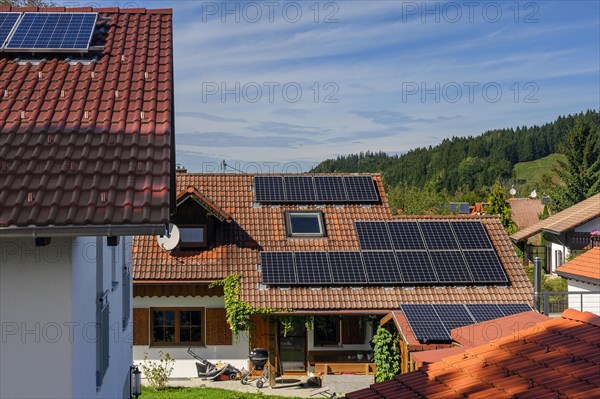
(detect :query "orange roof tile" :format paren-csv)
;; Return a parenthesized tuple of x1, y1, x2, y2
(511, 194, 600, 242)
(0, 7, 173, 230)
(347, 309, 600, 399)
(133, 173, 533, 311)
(507, 198, 544, 231)
(409, 311, 551, 366)
(556, 247, 600, 283)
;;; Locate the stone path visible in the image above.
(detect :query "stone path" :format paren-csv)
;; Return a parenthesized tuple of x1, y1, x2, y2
(165, 374, 374, 397)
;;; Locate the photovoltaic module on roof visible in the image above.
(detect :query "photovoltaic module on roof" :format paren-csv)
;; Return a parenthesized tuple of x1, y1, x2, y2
(260, 220, 509, 286)
(0, 13, 20, 48)
(253, 175, 379, 203)
(0, 12, 98, 52)
(401, 303, 533, 342)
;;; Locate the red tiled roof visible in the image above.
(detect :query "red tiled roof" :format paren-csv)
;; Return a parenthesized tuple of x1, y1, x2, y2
(556, 247, 600, 283)
(511, 194, 600, 242)
(133, 173, 532, 311)
(507, 198, 544, 231)
(0, 7, 174, 232)
(451, 311, 551, 347)
(347, 309, 600, 399)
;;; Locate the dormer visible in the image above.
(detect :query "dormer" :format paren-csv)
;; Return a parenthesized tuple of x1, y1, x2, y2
(172, 186, 233, 250)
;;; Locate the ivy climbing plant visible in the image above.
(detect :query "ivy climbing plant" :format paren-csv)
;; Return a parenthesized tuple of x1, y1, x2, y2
(210, 274, 290, 340)
(372, 326, 400, 382)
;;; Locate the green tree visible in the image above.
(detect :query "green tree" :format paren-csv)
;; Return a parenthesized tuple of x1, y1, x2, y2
(488, 182, 517, 234)
(388, 180, 449, 215)
(550, 116, 600, 211)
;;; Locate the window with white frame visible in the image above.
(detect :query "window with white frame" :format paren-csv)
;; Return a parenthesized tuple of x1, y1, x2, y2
(285, 211, 326, 237)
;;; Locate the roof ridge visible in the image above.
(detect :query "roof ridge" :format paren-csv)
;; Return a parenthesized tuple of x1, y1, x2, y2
(1, 6, 172, 14)
(561, 309, 600, 327)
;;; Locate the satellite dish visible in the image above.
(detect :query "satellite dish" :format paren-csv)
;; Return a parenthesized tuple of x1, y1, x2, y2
(530, 190, 537, 199)
(509, 187, 517, 196)
(156, 224, 180, 251)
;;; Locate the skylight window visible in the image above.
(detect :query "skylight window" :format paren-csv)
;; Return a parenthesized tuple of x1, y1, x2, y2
(285, 211, 326, 237)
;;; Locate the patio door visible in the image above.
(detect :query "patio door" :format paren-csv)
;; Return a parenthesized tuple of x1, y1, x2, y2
(278, 320, 306, 373)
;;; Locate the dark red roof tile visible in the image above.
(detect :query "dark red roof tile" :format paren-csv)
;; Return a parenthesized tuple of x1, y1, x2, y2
(0, 7, 173, 229)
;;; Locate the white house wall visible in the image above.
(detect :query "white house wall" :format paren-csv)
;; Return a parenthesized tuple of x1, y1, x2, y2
(133, 295, 249, 378)
(71, 236, 133, 399)
(567, 279, 600, 315)
(0, 237, 74, 399)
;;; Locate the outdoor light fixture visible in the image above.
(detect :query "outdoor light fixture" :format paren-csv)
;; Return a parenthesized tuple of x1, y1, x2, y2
(131, 365, 142, 398)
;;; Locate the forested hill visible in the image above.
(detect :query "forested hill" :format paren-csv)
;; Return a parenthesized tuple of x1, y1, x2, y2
(311, 110, 598, 195)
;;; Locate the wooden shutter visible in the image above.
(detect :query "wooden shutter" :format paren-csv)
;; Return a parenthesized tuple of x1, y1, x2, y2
(133, 308, 149, 345)
(341, 316, 365, 345)
(206, 308, 232, 345)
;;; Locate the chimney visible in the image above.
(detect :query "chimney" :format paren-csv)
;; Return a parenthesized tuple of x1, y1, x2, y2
(175, 163, 187, 174)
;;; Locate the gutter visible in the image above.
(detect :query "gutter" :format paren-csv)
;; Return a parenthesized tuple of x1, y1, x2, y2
(555, 271, 600, 286)
(0, 224, 167, 238)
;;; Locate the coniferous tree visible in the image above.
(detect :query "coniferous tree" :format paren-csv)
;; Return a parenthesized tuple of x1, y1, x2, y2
(550, 115, 600, 211)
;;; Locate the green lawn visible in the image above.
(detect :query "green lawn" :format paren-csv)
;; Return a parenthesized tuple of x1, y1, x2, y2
(141, 386, 305, 399)
(513, 153, 565, 196)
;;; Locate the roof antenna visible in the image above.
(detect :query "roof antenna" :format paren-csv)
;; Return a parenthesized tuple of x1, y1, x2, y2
(221, 160, 248, 175)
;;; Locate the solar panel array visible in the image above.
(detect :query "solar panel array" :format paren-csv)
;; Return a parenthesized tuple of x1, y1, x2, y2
(0, 12, 20, 48)
(261, 220, 508, 286)
(401, 303, 533, 342)
(254, 176, 379, 203)
(355, 220, 507, 284)
(0, 12, 97, 52)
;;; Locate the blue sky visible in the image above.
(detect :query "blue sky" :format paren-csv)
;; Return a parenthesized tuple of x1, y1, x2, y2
(84, 1, 599, 172)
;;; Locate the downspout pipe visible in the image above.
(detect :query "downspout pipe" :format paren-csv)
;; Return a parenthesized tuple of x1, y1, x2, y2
(533, 256, 541, 312)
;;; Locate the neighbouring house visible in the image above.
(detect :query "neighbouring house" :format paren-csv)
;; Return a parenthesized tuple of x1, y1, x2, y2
(346, 309, 600, 399)
(132, 173, 532, 379)
(511, 193, 600, 272)
(0, 7, 174, 399)
(556, 247, 600, 315)
(507, 197, 544, 232)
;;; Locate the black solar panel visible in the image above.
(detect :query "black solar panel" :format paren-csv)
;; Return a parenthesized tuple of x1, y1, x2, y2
(463, 250, 509, 284)
(0, 12, 20, 48)
(419, 221, 459, 250)
(329, 251, 367, 284)
(429, 251, 472, 283)
(401, 304, 450, 341)
(355, 221, 393, 250)
(459, 203, 471, 214)
(434, 304, 476, 331)
(6, 12, 97, 52)
(401, 304, 436, 321)
(451, 221, 493, 250)
(295, 252, 331, 284)
(465, 304, 504, 322)
(497, 304, 532, 316)
(409, 321, 451, 341)
(261, 252, 296, 284)
(395, 251, 437, 284)
(388, 221, 426, 250)
(363, 251, 402, 284)
(314, 176, 346, 202)
(344, 176, 379, 202)
(284, 176, 316, 202)
(254, 176, 285, 202)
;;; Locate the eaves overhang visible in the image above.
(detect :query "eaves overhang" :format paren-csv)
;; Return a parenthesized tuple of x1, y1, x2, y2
(0, 223, 167, 238)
